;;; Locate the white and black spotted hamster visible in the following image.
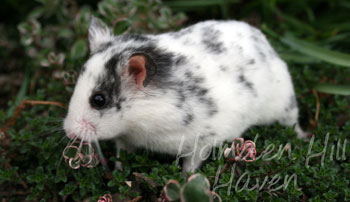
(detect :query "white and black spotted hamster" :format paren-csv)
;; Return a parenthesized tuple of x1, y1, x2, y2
(64, 17, 306, 172)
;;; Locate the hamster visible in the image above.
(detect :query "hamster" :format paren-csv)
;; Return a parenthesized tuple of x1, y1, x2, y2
(63, 17, 306, 172)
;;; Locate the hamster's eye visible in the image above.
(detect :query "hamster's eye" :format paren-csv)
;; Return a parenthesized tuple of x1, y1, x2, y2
(90, 93, 107, 109)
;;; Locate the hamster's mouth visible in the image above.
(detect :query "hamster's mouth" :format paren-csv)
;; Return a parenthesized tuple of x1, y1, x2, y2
(66, 132, 76, 139)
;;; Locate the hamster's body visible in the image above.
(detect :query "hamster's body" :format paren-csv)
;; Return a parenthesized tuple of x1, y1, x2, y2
(64, 19, 305, 172)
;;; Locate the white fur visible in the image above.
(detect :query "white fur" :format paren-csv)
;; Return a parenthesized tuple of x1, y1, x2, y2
(64, 19, 306, 172)
(88, 16, 114, 53)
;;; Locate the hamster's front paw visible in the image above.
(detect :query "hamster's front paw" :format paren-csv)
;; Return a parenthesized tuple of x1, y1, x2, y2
(182, 155, 204, 173)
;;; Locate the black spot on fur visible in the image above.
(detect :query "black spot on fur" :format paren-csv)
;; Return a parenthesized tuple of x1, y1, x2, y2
(172, 69, 217, 117)
(239, 74, 253, 89)
(94, 41, 113, 54)
(183, 113, 194, 125)
(116, 102, 121, 111)
(80, 65, 87, 74)
(185, 71, 204, 83)
(176, 89, 186, 108)
(92, 53, 122, 110)
(253, 43, 267, 62)
(200, 132, 217, 139)
(202, 27, 226, 54)
(131, 44, 188, 87)
(219, 65, 228, 72)
(91, 41, 183, 112)
(121, 34, 149, 42)
(194, 77, 204, 83)
(116, 97, 126, 111)
(239, 74, 256, 96)
(251, 35, 259, 42)
(188, 85, 208, 97)
(185, 71, 193, 79)
(171, 77, 216, 117)
(199, 97, 218, 116)
(175, 55, 187, 66)
(171, 81, 186, 108)
(247, 59, 255, 65)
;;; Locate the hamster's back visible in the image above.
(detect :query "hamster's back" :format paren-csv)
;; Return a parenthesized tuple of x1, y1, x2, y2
(153, 21, 296, 135)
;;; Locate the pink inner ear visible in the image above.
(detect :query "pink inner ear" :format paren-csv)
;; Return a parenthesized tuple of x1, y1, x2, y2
(128, 55, 147, 88)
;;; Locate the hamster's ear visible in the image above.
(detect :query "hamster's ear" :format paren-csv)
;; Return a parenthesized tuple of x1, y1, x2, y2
(128, 54, 157, 88)
(88, 16, 113, 53)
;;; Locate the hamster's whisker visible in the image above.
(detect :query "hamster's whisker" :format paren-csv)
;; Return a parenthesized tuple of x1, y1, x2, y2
(38, 134, 70, 174)
(55, 154, 64, 172)
(36, 127, 64, 137)
(88, 131, 93, 146)
(77, 136, 85, 153)
(32, 128, 65, 142)
(56, 136, 72, 171)
(92, 135, 108, 171)
(46, 135, 70, 155)
(88, 136, 93, 156)
(51, 137, 68, 168)
(66, 135, 79, 148)
(43, 119, 64, 124)
(32, 116, 64, 123)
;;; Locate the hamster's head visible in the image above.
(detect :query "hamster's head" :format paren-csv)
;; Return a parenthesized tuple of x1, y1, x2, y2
(63, 17, 162, 141)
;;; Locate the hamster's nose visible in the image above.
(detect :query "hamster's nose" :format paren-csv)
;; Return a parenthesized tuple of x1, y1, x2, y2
(81, 119, 96, 132)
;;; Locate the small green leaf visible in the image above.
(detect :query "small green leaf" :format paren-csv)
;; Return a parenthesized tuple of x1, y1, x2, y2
(187, 174, 210, 189)
(323, 191, 338, 200)
(113, 20, 131, 35)
(71, 39, 88, 59)
(181, 179, 211, 202)
(164, 180, 180, 201)
(314, 84, 350, 96)
(107, 179, 117, 187)
(275, 11, 316, 34)
(59, 182, 77, 196)
(281, 35, 350, 68)
(58, 28, 74, 39)
(345, 189, 350, 201)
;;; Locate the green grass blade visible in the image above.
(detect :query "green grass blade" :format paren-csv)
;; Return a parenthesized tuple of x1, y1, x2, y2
(280, 52, 320, 64)
(261, 24, 279, 39)
(314, 84, 350, 96)
(7, 68, 30, 117)
(276, 12, 317, 34)
(281, 35, 350, 68)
